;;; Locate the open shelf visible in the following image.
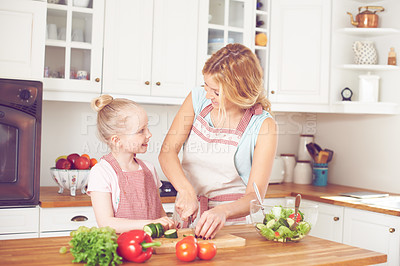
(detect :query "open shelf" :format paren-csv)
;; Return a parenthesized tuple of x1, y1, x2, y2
(331, 101, 399, 115)
(340, 64, 400, 71)
(338, 28, 400, 37)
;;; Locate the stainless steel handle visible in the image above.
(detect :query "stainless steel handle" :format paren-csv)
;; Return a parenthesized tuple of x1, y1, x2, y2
(145, 81, 150, 85)
(156, 82, 161, 86)
(333, 217, 340, 221)
(71, 215, 88, 222)
(389, 228, 395, 233)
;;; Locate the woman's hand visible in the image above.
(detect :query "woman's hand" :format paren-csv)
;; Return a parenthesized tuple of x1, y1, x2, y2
(153, 216, 176, 231)
(194, 207, 226, 240)
(175, 190, 199, 222)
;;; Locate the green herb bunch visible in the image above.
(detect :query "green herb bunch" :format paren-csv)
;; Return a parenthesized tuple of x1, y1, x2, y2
(68, 226, 122, 266)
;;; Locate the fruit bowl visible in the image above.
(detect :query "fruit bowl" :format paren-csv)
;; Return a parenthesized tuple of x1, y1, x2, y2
(50, 168, 90, 196)
(250, 198, 318, 242)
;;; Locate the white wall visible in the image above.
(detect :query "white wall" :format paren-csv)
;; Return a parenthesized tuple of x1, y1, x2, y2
(40, 101, 306, 186)
(315, 113, 400, 194)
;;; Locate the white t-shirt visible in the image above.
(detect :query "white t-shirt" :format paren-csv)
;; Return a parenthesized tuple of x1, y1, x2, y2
(87, 158, 162, 213)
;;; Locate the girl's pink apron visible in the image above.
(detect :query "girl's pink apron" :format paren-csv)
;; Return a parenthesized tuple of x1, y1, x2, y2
(102, 153, 162, 220)
(177, 103, 262, 226)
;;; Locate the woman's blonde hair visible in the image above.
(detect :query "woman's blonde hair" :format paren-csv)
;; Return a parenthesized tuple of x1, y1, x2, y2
(202, 43, 271, 113)
(91, 94, 139, 144)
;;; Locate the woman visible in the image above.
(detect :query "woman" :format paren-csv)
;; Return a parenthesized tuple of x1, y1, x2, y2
(158, 44, 277, 239)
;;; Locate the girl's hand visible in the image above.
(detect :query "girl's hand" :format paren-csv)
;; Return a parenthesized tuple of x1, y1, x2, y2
(153, 216, 176, 231)
(175, 190, 199, 222)
(194, 207, 226, 240)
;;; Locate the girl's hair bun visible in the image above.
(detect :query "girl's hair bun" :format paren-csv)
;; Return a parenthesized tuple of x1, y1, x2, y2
(91, 94, 113, 112)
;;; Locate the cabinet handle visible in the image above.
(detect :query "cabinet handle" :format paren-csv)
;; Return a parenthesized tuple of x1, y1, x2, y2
(95, 78, 100, 82)
(389, 228, 395, 233)
(333, 217, 340, 221)
(145, 81, 150, 85)
(71, 215, 88, 222)
(166, 212, 173, 218)
(270, 90, 275, 94)
(156, 82, 161, 86)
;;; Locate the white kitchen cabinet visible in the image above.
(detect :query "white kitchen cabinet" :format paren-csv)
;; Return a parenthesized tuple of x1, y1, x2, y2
(0, 0, 46, 81)
(306, 200, 344, 243)
(343, 207, 399, 266)
(43, 0, 105, 102)
(162, 203, 175, 218)
(197, 0, 254, 86)
(0, 207, 39, 240)
(268, 0, 331, 108)
(102, 0, 198, 104)
(39, 206, 97, 237)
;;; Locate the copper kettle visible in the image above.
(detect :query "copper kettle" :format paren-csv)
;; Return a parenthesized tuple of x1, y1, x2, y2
(347, 6, 384, 28)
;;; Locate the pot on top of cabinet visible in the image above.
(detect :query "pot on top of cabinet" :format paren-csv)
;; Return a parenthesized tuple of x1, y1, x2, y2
(347, 6, 384, 28)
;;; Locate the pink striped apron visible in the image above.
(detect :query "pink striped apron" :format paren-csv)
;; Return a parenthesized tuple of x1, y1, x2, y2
(102, 153, 162, 220)
(177, 103, 262, 227)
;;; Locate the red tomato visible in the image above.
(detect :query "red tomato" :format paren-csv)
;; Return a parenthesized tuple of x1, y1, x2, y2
(175, 236, 198, 262)
(197, 242, 217, 260)
(289, 213, 301, 223)
(275, 231, 280, 237)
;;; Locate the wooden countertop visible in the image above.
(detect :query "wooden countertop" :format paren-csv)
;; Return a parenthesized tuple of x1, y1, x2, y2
(0, 224, 386, 265)
(40, 184, 400, 216)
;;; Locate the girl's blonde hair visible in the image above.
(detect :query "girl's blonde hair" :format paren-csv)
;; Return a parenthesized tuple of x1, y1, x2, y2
(91, 94, 139, 144)
(202, 43, 271, 114)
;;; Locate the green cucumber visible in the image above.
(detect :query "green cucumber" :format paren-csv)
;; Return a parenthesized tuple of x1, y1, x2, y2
(164, 229, 178, 238)
(143, 223, 157, 238)
(255, 223, 266, 230)
(155, 223, 164, 238)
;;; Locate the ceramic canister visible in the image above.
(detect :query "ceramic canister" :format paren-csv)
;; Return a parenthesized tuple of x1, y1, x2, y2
(280, 154, 296, 183)
(358, 73, 380, 102)
(298, 134, 314, 161)
(293, 160, 312, 185)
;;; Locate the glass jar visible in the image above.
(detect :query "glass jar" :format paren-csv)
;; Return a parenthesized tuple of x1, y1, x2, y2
(280, 154, 296, 183)
(293, 160, 312, 185)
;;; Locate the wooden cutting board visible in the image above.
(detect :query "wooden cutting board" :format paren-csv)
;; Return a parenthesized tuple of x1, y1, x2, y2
(153, 228, 246, 254)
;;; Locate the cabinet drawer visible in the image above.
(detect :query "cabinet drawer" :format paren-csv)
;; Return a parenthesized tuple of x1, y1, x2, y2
(40, 207, 97, 232)
(0, 207, 39, 234)
(162, 203, 175, 218)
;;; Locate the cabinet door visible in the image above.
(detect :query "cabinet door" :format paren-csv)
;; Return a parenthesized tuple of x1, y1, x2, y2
(0, 0, 46, 80)
(150, 0, 198, 98)
(343, 208, 399, 266)
(43, 0, 105, 98)
(0, 207, 39, 235)
(102, 0, 153, 96)
(40, 206, 97, 233)
(307, 201, 344, 243)
(268, 0, 331, 104)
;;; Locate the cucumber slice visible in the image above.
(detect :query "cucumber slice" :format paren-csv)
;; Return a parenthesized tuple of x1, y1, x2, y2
(143, 223, 157, 238)
(155, 223, 164, 238)
(255, 223, 266, 230)
(164, 229, 178, 238)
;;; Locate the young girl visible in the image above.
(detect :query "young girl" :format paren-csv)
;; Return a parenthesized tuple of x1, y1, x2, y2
(87, 94, 175, 233)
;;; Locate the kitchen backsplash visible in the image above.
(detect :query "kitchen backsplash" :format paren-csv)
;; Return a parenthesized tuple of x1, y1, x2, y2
(40, 100, 314, 186)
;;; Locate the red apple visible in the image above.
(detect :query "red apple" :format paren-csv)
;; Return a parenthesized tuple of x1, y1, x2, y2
(75, 156, 90, 170)
(67, 153, 80, 168)
(56, 158, 71, 170)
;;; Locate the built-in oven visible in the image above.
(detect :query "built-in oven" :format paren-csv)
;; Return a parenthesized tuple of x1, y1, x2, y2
(0, 78, 42, 206)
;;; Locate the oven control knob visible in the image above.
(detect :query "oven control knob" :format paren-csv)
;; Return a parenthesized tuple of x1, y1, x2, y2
(19, 89, 31, 101)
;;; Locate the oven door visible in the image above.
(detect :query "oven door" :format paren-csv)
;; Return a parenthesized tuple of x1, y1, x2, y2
(0, 105, 39, 206)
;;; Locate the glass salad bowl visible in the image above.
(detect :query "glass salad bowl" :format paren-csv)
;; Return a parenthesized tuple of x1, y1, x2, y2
(250, 198, 318, 242)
